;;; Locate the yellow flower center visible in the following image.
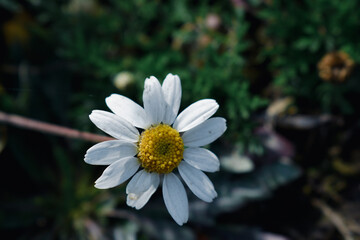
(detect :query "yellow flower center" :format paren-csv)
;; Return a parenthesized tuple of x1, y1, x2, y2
(138, 124, 184, 174)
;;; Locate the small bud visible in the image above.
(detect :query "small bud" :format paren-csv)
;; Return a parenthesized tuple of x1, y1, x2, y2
(317, 51, 355, 83)
(113, 71, 135, 90)
(205, 14, 221, 31)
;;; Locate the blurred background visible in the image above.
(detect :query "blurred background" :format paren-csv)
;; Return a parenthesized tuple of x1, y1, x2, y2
(1, 0, 360, 239)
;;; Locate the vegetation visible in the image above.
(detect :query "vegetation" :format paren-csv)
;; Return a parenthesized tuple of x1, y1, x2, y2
(1, 0, 359, 239)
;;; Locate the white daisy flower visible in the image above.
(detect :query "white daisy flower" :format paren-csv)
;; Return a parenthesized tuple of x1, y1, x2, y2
(84, 74, 226, 225)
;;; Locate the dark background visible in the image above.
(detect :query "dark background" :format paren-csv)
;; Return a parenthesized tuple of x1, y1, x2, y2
(1, 0, 360, 239)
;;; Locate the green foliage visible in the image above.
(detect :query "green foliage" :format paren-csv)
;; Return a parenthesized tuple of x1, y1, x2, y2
(258, 0, 360, 114)
(3, 0, 360, 239)
(29, 0, 267, 146)
(0, 1, 268, 238)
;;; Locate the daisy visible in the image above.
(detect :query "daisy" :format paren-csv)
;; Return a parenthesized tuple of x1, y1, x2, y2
(84, 73, 226, 225)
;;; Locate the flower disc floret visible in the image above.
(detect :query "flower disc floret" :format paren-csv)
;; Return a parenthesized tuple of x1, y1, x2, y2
(138, 124, 184, 174)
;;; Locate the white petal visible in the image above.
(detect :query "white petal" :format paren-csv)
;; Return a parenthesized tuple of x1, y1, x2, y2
(173, 99, 219, 132)
(143, 76, 166, 125)
(126, 170, 160, 209)
(105, 94, 151, 129)
(183, 147, 220, 172)
(89, 110, 139, 142)
(178, 161, 217, 202)
(162, 73, 182, 125)
(85, 140, 137, 165)
(182, 117, 226, 147)
(163, 173, 188, 225)
(94, 157, 139, 189)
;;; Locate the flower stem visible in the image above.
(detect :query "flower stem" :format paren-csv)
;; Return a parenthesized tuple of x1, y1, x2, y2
(0, 111, 114, 142)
